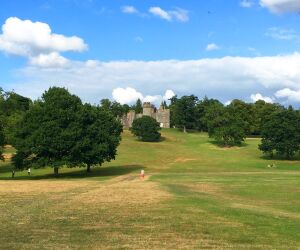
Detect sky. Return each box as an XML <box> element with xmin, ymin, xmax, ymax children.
<box><xmin>1</xmin><ymin>0</ymin><xmax>300</xmax><ymax>106</ymax></box>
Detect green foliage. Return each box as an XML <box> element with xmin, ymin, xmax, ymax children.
<box><xmin>100</xmin><ymin>99</ymin><xmax>129</xmax><ymax>117</ymax></box>
<box><xmin>132</xmin><ymin>99</ymin><xmax>143</xmax><ymax>114</ymax></box>
<box><xmin>130</xmin><ymin>116</ymin><xmax>161</xmax><ymax>142</ymax></box>
<box><xmin>259</xmin><ymin>107</ymin><xmax>300</xmax><ymax>159</ymax></box>
<box><xmin>196</xmin><ymin>97</ymin><xmax>223</xmax><ymax>132</ymax></box>
<box><xmin>170</xmin><ymin>95</ymin><xmax>198</xmax><ymax>132</ymax></box>
<box><xmin>0</xmin><ymin>119</ymin><xmax>4</xmax><ymax>160</ymax></box>
<box><xmin>12</xmin><ymin>87</ymin><xmax>123</xmax><ymax>174</ymax></box>
<box><xmin>207</xmin><ymin>105</ymin><xmax>248</xmax><ymax>146</ymax></box>
<box><xmin>0</xmin><ymin>88</ymin><xmax>32</xmax><ymax>144</ymax></box>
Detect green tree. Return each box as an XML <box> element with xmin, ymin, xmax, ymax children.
<box><xmin>207</xmin><ymin>105</ymin><xmax>248</xmax><ymax>146</ymax></box>
<box><xmin>132</xmin><ymin>99</ymin><xmax>143</xmax><ymax>114</ymax></box>
<box><xmin>0</xmin><ymin>119</ymin><xmax>4</xmax><ymax>160</ymax></box>
<box><xmin>73</xmin><ymin>104</ymin><xmax>123</xmax><ymax>172</ymax></box>
<box><xmin>259</xmin><ymin>107</ymin><xmax>300</xmax><ymax>159</ymax></box>
<box><xmin>100</xmin><ymin>99</ymin><xmax>129</xmax><ymax>118</ymax></box>
<box><xmin>252</xmin><ymin>100</ymin><xmax>283</xmax><ymax>135</ymax></box>
<box><xmin>130</xmin><ymin>116</ymin><xmax>161</xmax><ymax>142</ymax></box>
<box><xmin>196</xmin><ymin>97</ymin><xmax>223</xmax><ymax>132</ymax></box>
<box><xmin>12</xmin><ymin>87</ymin><xmax>123</xmax><ymax>175</ymax></box>
<box><xmin>228</xmin><ymin>99</ymin><xmax>254</xmax><ymax>135</ymax></box>
<box><xmin>170</xmin><ymin>95</ymin><xmax>198</xmax><ymax>132</ymax></box>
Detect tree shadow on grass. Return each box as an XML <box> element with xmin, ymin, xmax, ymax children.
<box><xmin>260</xmin><ymin>154</ymin><xmax>300</xmax><ymax>161</ymax></box>
<box><xmin>209</xmin><ymin>140</ymin><xmax>248</xmax><ymax>148</ymax></box>
<box><xmin>0</xmin><ymin>164</ymin><xmax>145</xmax><ymax>180</ymax></box>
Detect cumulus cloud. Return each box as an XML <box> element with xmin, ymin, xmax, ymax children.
<box><xmin>240</xmin><ymin>0</ymin><xmax>254</xmax><ymax>8</ymax></box>
<box><xmin>112</xmin><ymin>87</ymin><xmax>143</xmax><ymax>104</ymax></box>
<box><xmin>250</xmin><ymin>93</ymin><xmax>274</xmax><ymax>103</ymax></box>
<box><xmin>275</xmin><ymin>88</ymin><xmax>300</xmax><ymax>102</ymax></box>
<box><xmin>163</xmin><ymin>90</ymin><xmax>176</xmax><ymax>100</ymax></box>
<box><xmin>121</xmin><ymin>6</ymin><xmax>138</xmax><ymax>14</ymax></box>
<box><xmin>260</xmin><ymin>0</ymin><xmax>300</xmax><ymax>13</ymax></box>
<box><xmin>0</xmin><ymin>17</ymin><xmax>87</xmax><ymax>57</ymax></box>
<box><xmin>112</xmin><ymin>88</ymin><xmax>175</xmax><ymax>105</ymax></box>
<box><xmin>29</xmin><ymin>52</ymin><xmax>69</xmax><ymax>67</ymax></box>
<box><xmin>206</xmin><ymin>43</ymin><xmax>220</xmax><ymax>51</ymax></box>
<box><xmin>149</xmin><ymin>7</ymin><xmax>189</xmax><ymax>22</ymax></box>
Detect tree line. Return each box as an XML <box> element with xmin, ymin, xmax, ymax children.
<box><xmin>169</xmin><ymin>95</ymin><xmax>300</xmax><ymax>159</ymax></box>
<box><xmin>1</xmin><ymin>87</ymin><xmax>300</xmax><ymax>174</ymax></box>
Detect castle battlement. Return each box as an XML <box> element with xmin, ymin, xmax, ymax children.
<box><xmin>122</xmin><ymin>102</ymin><xmax>170</xmax><ymax>128</ymax></box>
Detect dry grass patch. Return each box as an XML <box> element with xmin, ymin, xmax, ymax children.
<box><xmin>71</xmin><ymin>174</ymin><xmax>172</xmax><ymax>205</ymax></box>
<box><xmin>0</xmin><ymin>180</ymin><xmax>89</xmax><ymax>194</ymax></box>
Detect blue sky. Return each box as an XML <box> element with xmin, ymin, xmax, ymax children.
<box><xmin>1</xmin><ymin>0</ymin><xmax>300</xmax><ymax>105</ymax></box>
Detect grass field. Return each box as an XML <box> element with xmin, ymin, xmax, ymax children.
<box><xmin>0</xmin><ymin>129</ymin><xmax>299</xmax><ymax>249</ymax></box>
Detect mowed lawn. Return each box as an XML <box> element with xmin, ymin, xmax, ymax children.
<box><xmin>0</xmin><ymin>129</ymin><xmax>299</xmax><ymax>249</ymax></box>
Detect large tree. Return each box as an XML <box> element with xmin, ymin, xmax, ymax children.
<box><xmin>206</xmin><ymin>104</ymin><xmax>248</xmax><ymax>146</ymax></box>
<box><xmin>72</xmin><ymin>104</ymin><xmax>123</xmax><ymax>172</ymax></box>
<box><xmin>170</xmin><ymin>95</ymin><xmax>198</xmax><ymax>132</ymax></box>
<box><xmin>12</xmin><ymin>87</ymin><xmax>122</xmax><ymax>175</ymax></box>
<box><xmin>259</xmin><ymin>107</ymin><xmax>300</xmax><ymax>159</ymax></box>
<box><xmin>130</xmin><ymin>116</ymin><xmax>161</xmax><ymax>142</ymax></box>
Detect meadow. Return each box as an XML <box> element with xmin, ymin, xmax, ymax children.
<box><xmin>0</xmin><ymin>129</ymin><xmax>299</xmax><ymax>249</ymax></box>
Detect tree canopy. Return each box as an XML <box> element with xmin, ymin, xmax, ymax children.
<box><xmin>130</xmin><ymin>116</ymin><xmax>161</xmax><ymax>142</ymax></box>
<box><xmin>12</xmin><ymin>87</ymin><xmax>123</xmax><ymax>175</ymax></box>
<box><xmin>259</xmin><ymin>107</ymin><xmax>300</xmax><ymax>159</ymax></box>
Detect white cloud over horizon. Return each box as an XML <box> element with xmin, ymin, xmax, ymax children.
<box><xmin>6</xmin><ymin>52</ymin><xmax>300</xmax><ymax>106</ymax></box>
<box><xmin>112</xmin><ymin>87</ymin><xmax>175</xmax><ymax>105</ymax></box>
<box><xmin>275</xmin><ymin>88</ymin><xmax>300</xmax><ymax>102</ymax></box>
<box><xmin>260</xmin><ymin>0</ymin><xmax>300</xmax><ymax>13</ymax></box>
<box><xmin>250</xmin><ymin>93</ymin><xmax>274</xmax><ymax>103</ymax></box>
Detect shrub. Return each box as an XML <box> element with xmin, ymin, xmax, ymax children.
<box><xmin>130</xmin><ymin>116</ymin><xmax>161</xmax><ymax>142</ymax></box>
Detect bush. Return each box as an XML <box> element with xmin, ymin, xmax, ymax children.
<box><xmin>130</xmin><ymin>116</ymin><xmax>161</xmax><ymax>142</ymax></box>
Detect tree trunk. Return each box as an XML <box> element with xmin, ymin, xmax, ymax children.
<box><xmin>87</xmin><ymin>165</ymin><xmax>91</xmax><ymax>173</ymax></box>
<box><xmin>54</xmin><ymin>167</ymin><xmax>59</xmax><ymax>177</ymax></box>
<box><xmin>183</xmin><ymin>126</ymin><xmax>187</xmax><ymax>133</ymax></box>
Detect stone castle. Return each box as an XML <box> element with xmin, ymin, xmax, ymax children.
<box><xmin>122</xmin><ymin>102</ymin><xmax>170</xmax><ymax>128</ymax></box>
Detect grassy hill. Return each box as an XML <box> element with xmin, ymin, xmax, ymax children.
<box><xmin>0</xmin><ymin>129</ymin><xmax>299</xmax><ymax>249</ymax></box>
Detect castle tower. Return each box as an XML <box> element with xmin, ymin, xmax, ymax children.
<box><xmin>143</xmin><ymin>102</ymin><xmax>156</xmax><ymax>118</ymax></box>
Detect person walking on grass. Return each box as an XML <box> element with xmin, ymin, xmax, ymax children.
<box><xmin>11</xmin><ymin>169</ymin><xmax>15</xmax><ymax>178</ymax></box>
<box><xmin>27</xmin><ymin>168</ymin><xmax>31</xmax><ymax>176</ymax></box>
<box><xmin>140</xmin><ymin>169</ymin><xmax>145</xmax><ymax>180</ymax></box>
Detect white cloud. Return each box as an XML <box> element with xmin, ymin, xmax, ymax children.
<box><xmin>0</xmin><ymin>17</ymin><xmax>87</xmax><ymax>57</ymax></box>
<box><xmin>206</xmin><ymin>43</ymin><xmax>220</xmax><ymax>51</ymax></box>
<box><xmin>266</xmin><ymin>27</ymin><xmax>300</xmax><ymax>41</ymax></box>
<box><xmin>29</xmin><ymin>52</ymin><xmax>69</xmax><ymax>67</ymax></box>
<box><xmin>149</xmin><ymin>7</ymin><xmax>172</xmax><ymax>21</ymax></box>
<box><xmin>6</xmin><ymin>53</ymin><xmax>300</xmax><ymax>104</ymax></box>
<box><xmin>240</xmin><ymin>0</ymin><xmax>254</xmax><ymax>8</ymax></box>
<box><xmin>112</xmin><ymin>87</ymin><xmax>175</xmax><ymax>105</ymax></box>
<box><xmin>163</xmin><ymin>90</ymin><xmax>176</xmax><ymax>100</ymax></box>
<box><xmin>169</xmin><ymin>8</ymin><xmax>189</xmax><ymax>22</ymax></box>
<box><xmin>149</xmin><ymin>7</ymin><xmax>189</xmax><ymax>22</ymax></box>
<box><xmin>250</xmin><ymin>93</ymin><xmax>274</xmax><ymax>103</ymax></box>
<box><xmin>275</xmin><ymin>88</ymin><xmax>300</xmax><ymax>102</ymax></box>
<box><xmin>112</xmin><ymin>87</ymin><xmax>143</xmax><ymax>104</ymax></box>
<box><xmin>121</xmin><ymin>6</ymin><xmax>138</xmax><ymax>14</ymax></box>
<box><xmin>260</xmin><ymin>0</ymin><xmax>300</xmax><ymax>13</ymax></box>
